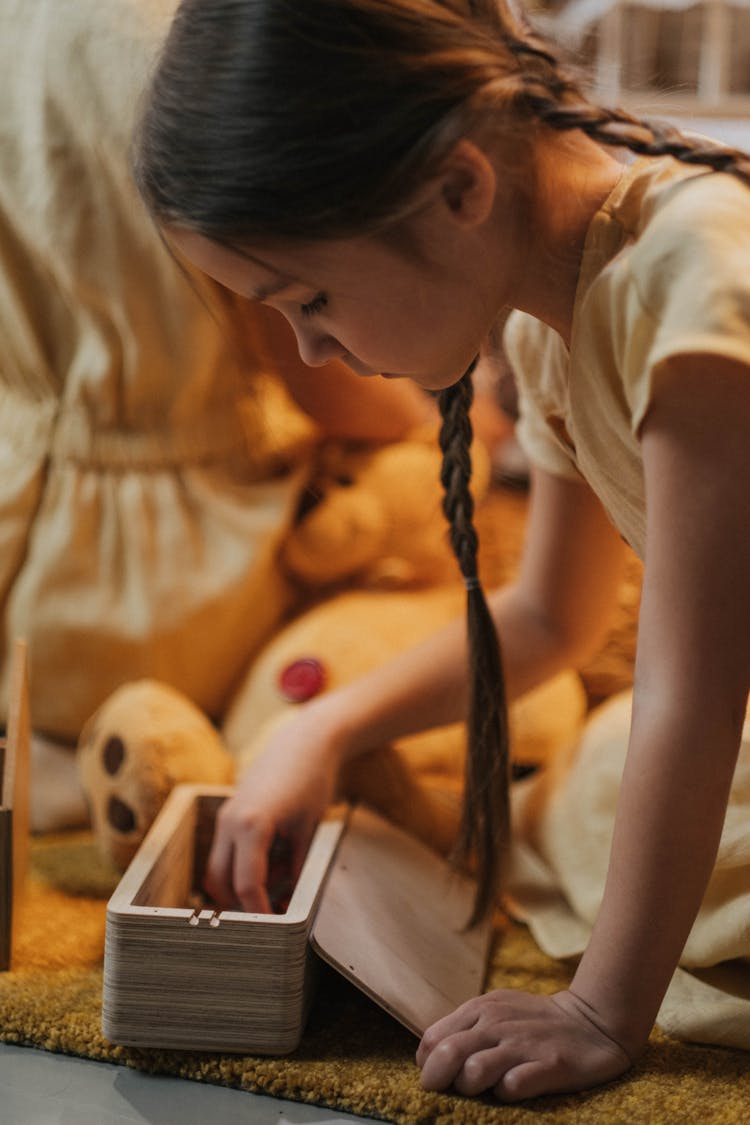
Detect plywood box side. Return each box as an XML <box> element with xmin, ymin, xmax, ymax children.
<box><xmin>6</xmin><ymin>641</ymin><xmax>30</xmax><ymax>890</ymax></box>
<box><xmin>102</xmin><ymin>1000</ymin><xmax>310</xmax><ymax>1055</ymax></box>
<box><xmin>102</xmin><ymin>908</ymin><xmax>318</xmax><ymax>1054</ymax></box>
<box><xmin>0</xmin><ymin>742</ymin><xmax>6</xmax><ymax>808</ymax></box>
<box><xmin>108</xmin><ymin>784</ymin><xmax>203</xmax><ymax>912</ymax></box>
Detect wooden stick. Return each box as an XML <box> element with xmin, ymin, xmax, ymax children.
<box><xmin>1</xmin><ymin>639</ymin><xmax>31</xmax><ymax>971</ymax></box>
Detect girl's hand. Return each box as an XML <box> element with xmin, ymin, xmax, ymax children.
<box><xmin>204</xmin><ymin>707</ymin><xmax>343</xmax><ymax>913</ymax></box>
<box><xmin>416</xmin><ymin>988</ymin><xmax>633</xmax><ymax>1102</ymax></box>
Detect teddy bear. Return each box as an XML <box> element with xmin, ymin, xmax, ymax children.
<box><xmin>77</xmin><ymin>435</ymin><xmax>587</xmax><ymax>873</ymax></box>
<box><xmin>278</xmin><ymin>434</ymin><xmax>490</xmax><ymax>592</ymax></box>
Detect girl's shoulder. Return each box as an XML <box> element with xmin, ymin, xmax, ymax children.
<box><xmin>625</xmin><ymin>157</ymin><xmax>750</xmax><ymax>276</ymax></box>
<box><xmin>597</xmin><ymin>156</ymin><xmax>750</xmax><ymax>327</ymax></box>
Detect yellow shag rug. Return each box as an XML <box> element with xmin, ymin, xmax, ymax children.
<box><xmin>2</xmin><ymin>487</ymin><xmax>749</xmax><ymax>1121</ymax></box>
<box><xmin>1</xmin><ymin>829</ymin><xmax>750</xmax><ymax>1124</ymax></box>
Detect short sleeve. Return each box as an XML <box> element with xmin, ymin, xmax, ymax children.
<box><xmin>610</xmin><ymin>173</ymin><xmax>750</xmax><ymax>435</ymax></box>
<box><xmin>503</xmin><ymin>311</ymin><xmax>582</xmax><ymax>482</ymax></box>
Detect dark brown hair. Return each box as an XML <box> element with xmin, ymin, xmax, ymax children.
<box><xmin>134</xmin><ymin>0</ymin><xmax>750</xmax><ymax>923</ymax></box>
<box><xmin>438</xmin><ymin>365</ymin><xmax>509</xmax><ymax>923</ymax></box>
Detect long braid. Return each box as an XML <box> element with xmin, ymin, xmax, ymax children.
<box><xmin>454</xmin><ymin>1</ymin><xmax>750</xmax><ymax>185</ymax></box>
<box><xmin>496</xmin><ymin>11</ymin><xmax>750</xmax><ymax>184</ymax></box>
<box><xmin>438</xmin><ymin>366</ymin><xmax>510</xmax><ymax>925</ymax></box>
<box><xmin>520</xmin><ymin>84</ymin><xmax>750</xmax><ymax>183</ymax></box>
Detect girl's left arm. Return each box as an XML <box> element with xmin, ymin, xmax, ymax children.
<box><xmin>566</xmin><ymin>352</ymin><xmax>750</xmax><ymax>1059</ymax></box>
<box><xmin>417</xmin><ymin>353</ymin><xmax>750</xmax><ymax>1101</ymax></box>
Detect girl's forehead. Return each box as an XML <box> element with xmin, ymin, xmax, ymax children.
<box><xmin>166</xmin><ymin>224</ymin><xmax>401</xmax><ymax>296</ymax></box>
<box><xmin>166</xmin><ymin>226</ymin><xmax>296</xmax><ymax>297</ymax></box>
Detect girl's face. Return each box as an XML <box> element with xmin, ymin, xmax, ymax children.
<box><xmin>168</xmin><ymin>200</ymin><xmax>518</xmax><ymax>391</ymax></box>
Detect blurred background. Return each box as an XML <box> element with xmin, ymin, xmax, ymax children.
<box><xmin>530</xmin><ymin>0</ymin><xmax>750</xmax><ymax>147</ymax></box>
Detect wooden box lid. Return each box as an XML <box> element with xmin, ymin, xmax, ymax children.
<box><xmin>312</xmin><ymin>805</ymin><xmax>491</xmax><ymax>1037</ymax></box>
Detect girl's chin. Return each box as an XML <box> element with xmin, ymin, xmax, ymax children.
<box><xmin>411</xmin><ymin>371</ymin><xmax>469</xmax><ymax>392</ymax></box>
<box><xmin>374</xmin><ymin>367</ymin><xmax>468</xmax><ymax>390</ymax></box>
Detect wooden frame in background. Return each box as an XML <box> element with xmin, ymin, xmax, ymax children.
<box><xmin>0</xmin><ymin>640</ymin><xmax>30</xmax><ymax>971</ymax></box>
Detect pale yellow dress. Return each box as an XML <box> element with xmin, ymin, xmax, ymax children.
<box><xmin>505</xmin><ymin>155</ymin><xmax>750</xmax><ymax>1047</ymax></box>
<box><xmin>0</xmin><ymin>0</ymin><xmax>312</xmax><ymax>741</ymax></box>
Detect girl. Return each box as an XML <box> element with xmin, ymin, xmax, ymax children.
<box><xmin>132</xmin><ymin>0</ymin><xmax>750</xmax><ymax>1103</ymax></box>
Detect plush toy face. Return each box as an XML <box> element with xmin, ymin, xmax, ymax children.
<box><xmin>280</xmin><ymin>438</ymin><xmax>491</xmax><ymax>590</ymax></box>
<box><xmin>77</xmin><ymin>680</ymin><xmax>233</xmax><ymax>870</ymax></box>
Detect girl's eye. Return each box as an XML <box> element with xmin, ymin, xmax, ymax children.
<box><xmin>300</xmin><ymin>293</ymin><xmax>328</xmax><ymax>318</ymax></box>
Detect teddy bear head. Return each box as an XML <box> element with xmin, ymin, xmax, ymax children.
<box><xmin>280</xmin><ymin>435</ymin><xmax>490</xmax><ymax>591</ymax></box>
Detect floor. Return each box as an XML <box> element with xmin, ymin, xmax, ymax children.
<box><xmin>0</xmin><ymin>1043</ymin><xmax>382</xmax><ymax>1125</ymax></box>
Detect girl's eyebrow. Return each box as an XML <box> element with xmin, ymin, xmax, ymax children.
<box><xmin>253</xmin><ymin>278</ymin><xmax>294</xmax><ymax>301</ymax></box>
<box><xmin>227</xmin><ymin>245</ymin><xmax>298</xmax><ymax>299</ymax></box>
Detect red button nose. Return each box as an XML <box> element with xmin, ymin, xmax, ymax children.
<box><xmin>278</xmin><ymin>657</ymin><xmax>327</xmax><ymax>703</ymax></box>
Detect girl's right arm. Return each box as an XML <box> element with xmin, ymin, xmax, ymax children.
<box><xmin>205</xmin><ymin>468</ymin><xmax>626</xmax><ymax>912</ymax></box>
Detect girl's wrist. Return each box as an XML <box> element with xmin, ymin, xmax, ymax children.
<box><xmin>302</xmin><ymin>686</ymin><xmax>371</xmax><ymax>770</ymax></box>
<box><xmin>565</xmin><ymin>969</ymin><xmax>656</xmax><ymax>1061</ymax></box>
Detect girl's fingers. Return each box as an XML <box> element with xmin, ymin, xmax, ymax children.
<box><xmin>416</xmin><ymin>1000</ymin><xmax>480</xmax><ymax>1066</ymax></box>
<box><xmin>203</xmin><ymin>824</ymin><xmax>237</xmax><ymax>908</ymax></box>
<box><xmin>496</xmin><ymin>1060</ymin><xmax>556</xmax><ymax>1103</ymax></box>
<box><xmin>203</xmin><ymin>802</ymin><xmax>274</xmax><ymax>913</ymax></box>
<box><xmin>452</xmin><ymin>1045</ymin><xmax>522</xmax><ymax>1097</ymax></box>
<box><xmin>232</xmin><ymin>822</ymin><xmax>273</xmax><ymax>913</ymax></box>
<box><xmin>417</xmin><ymin>989</ymin><xmax>634</xmax><ymax>1101</ymax></box>
<box><xmin>450</xmin><ymin>1044</ymin><xmax>584</xmax><ymax>1101</ymax></box>
<box><xmin>419</xmin><ymin>1027</ymin><xmax>491</xmax><ymax>1092</ymax></box>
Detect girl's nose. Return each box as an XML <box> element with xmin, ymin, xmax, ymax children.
<box><xmin>292</xmin><ymin>322</ymin><xmax>346</xmax><ymax>367</ymax></box>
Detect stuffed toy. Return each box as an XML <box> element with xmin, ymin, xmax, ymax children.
<box><xmin>278</xmin><ymin>434</ymin><xmax>491</xmax><ymax>591</ymax></box>
<box><xmin>77</xmin><ymin>680</ymin><xmax>234</xmax><ymax>870</ymax></box>
<box><xmin>77</xmin><ymin>436</ymin><xmax>587</xmax><ymax>872</ymax></box>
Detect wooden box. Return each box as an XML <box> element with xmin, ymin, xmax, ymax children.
<box><xmin>103</xmin><ymin>785</ymin><xmax>491</xmax><ymax>1055</ymax></box>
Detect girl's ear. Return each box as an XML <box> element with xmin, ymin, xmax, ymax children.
<box><xmin>438</xmin><ymin>139</ymin><xmax>497</xmax><ymax>228</ymax></box>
